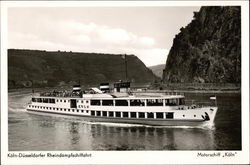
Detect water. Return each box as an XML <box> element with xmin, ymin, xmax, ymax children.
<box><xmin>8</xmin><ymin>90</ymin><xmax>241</xmax><ymax>150</ymax></box>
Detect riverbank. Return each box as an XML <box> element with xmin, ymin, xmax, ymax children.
<box><xmin>149</xmin><ymin>83</ymin><xmax>241</xmax><ymax>93</ymax></box>
<box><xmin>8</xmin><ymin>85</ymin><xmax>241</xmax><ymax>94</ymax></box>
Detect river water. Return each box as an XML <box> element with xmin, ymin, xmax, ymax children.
<box><xmin>8</xmin><ymin>90</ymin><xmax>241</xmax><ymax>150</ymax></box>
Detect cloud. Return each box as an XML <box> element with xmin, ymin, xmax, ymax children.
<box><xmin>8</xmin><ymin>20</ymin><xmax>167</xmax><ymax>66</ymax></box>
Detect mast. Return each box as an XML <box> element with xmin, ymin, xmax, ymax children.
<box><xmin>124</xmin><ymin>54</ymin><xmax>128</xmax><ymax>81</ymax></box>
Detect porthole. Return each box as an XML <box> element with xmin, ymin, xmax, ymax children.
<box><xmin>183</xmin><ymin>115</ymin><xmax>185</xmax><ymax>117</ymax></box>
<box><xmin>194</xmin><ymin>115</ymin><xmax>196</xmax><ymax>117</ymax></box>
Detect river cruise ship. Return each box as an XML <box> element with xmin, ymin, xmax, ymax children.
<box><xmin>26</xmin><ymin>81</ymin><xmax>218</xmax><ymax>127</ymax></box>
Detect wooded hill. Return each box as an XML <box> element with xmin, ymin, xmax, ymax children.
<box><xmin>8</xmin><ymin>49</ymin><xmax>157</xmax><ymax>88</ymax></box>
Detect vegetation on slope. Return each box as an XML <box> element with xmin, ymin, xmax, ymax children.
<box><xmin>8</xmin><ymin>49</ymin><xmax>157</xmax><ymax>88</ymax></box>
<box><xmin>163</xmin><ymin>6</ymin><xmax>241</xmax><ymax>84</ymax></box>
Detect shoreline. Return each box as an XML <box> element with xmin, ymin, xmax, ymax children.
<box><xmin>8</xmin><ymin>87</ymin><xmax>241</xmax><ymax>94</ymax></box>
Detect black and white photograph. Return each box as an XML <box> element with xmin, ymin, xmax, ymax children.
<box><xmin>1</xmin><ymin>1</ymin><xmax>249</xmax><ymax>164</ymax></box>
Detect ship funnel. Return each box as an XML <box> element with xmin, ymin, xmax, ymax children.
<box><xmin>100</xmin><ymin>83</ymin><xmax>109</xmax><ymax>93</ymax></box>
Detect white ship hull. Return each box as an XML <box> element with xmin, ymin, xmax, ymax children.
<box><xmin>26</xmin><ymin>101</ymin><xmax>217</xmax><ymax>127</ymax></box>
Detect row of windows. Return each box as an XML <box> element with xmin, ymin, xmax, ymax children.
<box><xmin>28</xmin><ymin>105</ymin><xmax>196</xmax><ymax>118</ymax></box>
<box><xmin>32</xmin><ymin>98</ymin><xmax>55</xmax><ymax>103</ymax></box>
<box><xmin>90</xmin><ymin>98</ymin><xmax>185</xmax><ymax>106</ymax></box>
<box><xmin>90</xmin><ymin>111</ymin><xmax>174</xmax><ymax>119</ymax></box>
<box><xmin>28</xmin><ymin>105</ymin><xmax>89</xmax><ymax>113</ymax></box>
<box><xmin>32</xmin><ymin>98</ymin><xmax>89</xmax><ymax>104</ymax></box>
<box><xmin>32</xmin><ymin>98</ymin><xmax>185</xmax><ymax>107</ymax></box>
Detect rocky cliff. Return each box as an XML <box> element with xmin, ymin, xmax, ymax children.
<box><xmin>163</xmin><ymin>6</ymin><xmax>241</xmax><ymax>83</ymax></box>
<box><xmin>8</xmin><ymin>49</ymin><xmax>157</xmax><ymax>88</ymax></box>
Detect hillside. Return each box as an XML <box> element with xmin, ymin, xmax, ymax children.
<box><xmin>8</xmin><ymin>49</ymin><xmax>157</xmax><ymax>88</ymax></box>
<box><xmin>163</xmin><ymin>6</ymin><xmax>241</xmax><ymax>84</ymax></box>
<box><xmin>148</xmin><ymin>64</ymin><xmax>165</xmax><ymax>79</ymax></box>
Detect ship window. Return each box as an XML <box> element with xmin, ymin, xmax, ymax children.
<box><xmin>43</xmin><ymin>98</ymin><xmax>49</xmax><ymax>103</ymax></box>
<box><xmin>64</xmin><ymin>100</ymin><xmax>66</xmax><ymax>103</ymax></box>
<box><xmin>81</xmin><ymin>110</ymin><xmax>84</xmax><ymax>113</ymax></box>
<box><xmin>166</xmin><ymin>113</ymin><xmax>174</xmax><ymax>119</ymax></box>
<box><xmin>49</xmin><ymin>107</ymin><xmax>51</xmax><ymax>110</ymax></box>
<box><xmin>86</xmin><ymin>100</ymin><xmax>89</xmax><ymax>103</ymax></box>
<box><xmin>60</xmin><ymin>100</ymin><xmax>62</xmax><ymax>102</ymax></box>
<box><xmin>37</xmin><ymin>98</ymin><xmax>42</xmax><ymax>103</ymax></box>
<box><xmin>139</xmin><ymin>112</ymin><xmax>145</xmax><ymax>118</ymax></box>
<box><xmin>165</xmin><ymin>99</ymin><xmax>177</xmax><ymax>106</ymax></box>
<box><xmin>96</xmin><ymin>111</ymin><xmax>101</xmax><ymax>116</ymax></box>
<box><xmin>86</xmin><ymin>110</ymin><xmax>89</xmax><ymax>113</ymax></box>
<box><xmin>130</xmin><ymin>112</ymin><xmax>136</xmax><ymax>118</ymax></box>
<box><xmin>194</xmin><ymin>115</ymin><xmax>196</xmax><ymax>117</ymax></box>
<box><xmin>77</xmin><ymin>110</ymin><xmax>79</xmax><ymax>112</ymax></box>
<box><xmin>32</xmin><ymin>98</ymin><xmax>36</xmax><ymax>102</ymax></box>
<box><xmin>68</xmin><ymin>109</ymin><xmax>70</xmax><ymax>112</ymax></box>
<box><xmin>147</xmin><ymin>112</ymin><xmax>154</xmax><ymax>118</ymax></box>
<box><xmin>49</xmin><ymin>99</ymin><xmax>55</xmax><ymax>103</ymax></box>
<box><xmin>102</xmin><ymin>111</ymin><xmax>107</xmax><ymax>117</ymax></box>
<box><xmin>179</xmin><ymin>98</ymin><xmax>185</xmax><ymax>105</ymax></box>
<box><xmin>91</xmin><ymin>111</ymin><xmax>95</xmax><ymax>116</ymax></box>
<box><xmin>53</xmin><ymin>108</ymin><xmax>55</xmax><ymax>110</ymax></box>
<box><xmin>81</xmin><ymin>100</ymin><xmax>84</xmax><ymax>103</ymax></box>
<box><xmin>91</xmin><ymin>100</ymin><xmax>101</xmax><ymax>106</ymax></box>
<box><xmin>102</xmin><ymin>100</ymin><xmax>114</xmax><ymax>106</ymax></box>
<box><xmin>72</xmin><ymin>109</ymin><xmax>75</xmax><ymax>112</ymax></box>
<box><xmin>115</xmin><ymin>112</ymin><xmax>121</xmax><ymax>117</ymax></box>
<box><xmin>147</xmin><ymin>99</ymin><xmax>163</xmax><ymax>106</ymax></box>
<box><xmin>183</xmin><ymin>115</ymin><xmax>185</xmax><ymax>117</ymax></box>
<box><xmin>109</xmin><ymin>111</ymin><xmax>114</xmax><ymax>117</ymax></box>
<box><xmin>64</xmin><ymin>109</ymin><xmax>66</xmax><ymax>111</ymax></box>
<box><xmin>156</xmin><ymin>112</ymin><xmax>163</xmax><ymax>119</ymax></box>
<box><xmin>115</xmin><ymin>100</ymin><xmax>128</xmax><ymax>106</ymax></box>
<box><xmin>130</xmin><ymin>99</ymin><xmax>145</xmax><ymax>106</ymax></box>
<box><xmin>123</xmin><ymin>112</ymin><xmax>128</xmax><ymax>118</ymax></box>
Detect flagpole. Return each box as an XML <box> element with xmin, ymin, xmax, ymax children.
<box><xmin>215</xmin><ymin>95</ymin><xmax>217</xmax><ymax>107</ymax></box>
<box><xmin>124</xmin><ymin>54</ymin><xmax>127</xmax><ymax>81</ymax></box>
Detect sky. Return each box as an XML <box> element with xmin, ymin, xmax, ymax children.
<box><xmin>8</xmin><ymin>6</ymin><xmax>200</xmax><ymax>67</ymax></box>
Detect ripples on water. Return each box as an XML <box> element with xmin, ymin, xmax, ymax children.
<box><xmin>8</xmin><ymin>90</ymin><xmax>241</xmax><ymax>151</ymax></box>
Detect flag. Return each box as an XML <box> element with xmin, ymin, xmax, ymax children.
<box><xmin>210</xmin><ymin>96</ymin><xmax>216</xmax><ymax>100</ymax></box>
